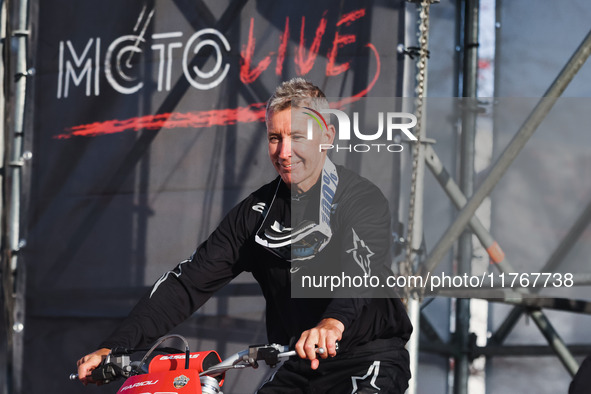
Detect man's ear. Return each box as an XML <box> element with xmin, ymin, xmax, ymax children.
<box><xmin>323</xmin><ymin>124</ymin><xmax>336</xmax><ymax>145</ymax></box>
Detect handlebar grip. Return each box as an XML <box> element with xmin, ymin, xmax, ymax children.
<box><xmin>70</xmin><ymin>363</ymin><xmax>124</xmax><ymax>384</ymax></box>
<box><xmin>90</xmin><ymin>364</ymin><xmax>118</xmax><ymax>382</ymax></box>
<box><xmin>68</xmin><ymin>365</ymin><xmax>117</xmax><ymax>383</ymax></box>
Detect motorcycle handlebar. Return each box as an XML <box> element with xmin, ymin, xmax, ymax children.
<box><xmin>200</xmin><ymin>343</ymin><xmax>336</xmax><ymax>377</ymax></box>
<box><xmin>71</xmin><ymin>338</ymin><xmax>338</xmax><ymax>383</ymax></box>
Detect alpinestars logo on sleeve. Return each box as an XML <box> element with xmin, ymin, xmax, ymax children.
<box><xmin>346</xmin><ymin>228</ymin><xmax>374</xmax><ymax>276</ymax></box>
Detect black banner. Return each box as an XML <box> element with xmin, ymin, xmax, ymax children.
<box><xmin>22</xmin><ymin>1</ymin><xmax>405</xmax><ymax>392</ymax></box>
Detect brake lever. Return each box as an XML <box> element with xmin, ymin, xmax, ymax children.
<box><xmin>247</xmin><ymin>344</ymin><xmax>290</xmax><ymax>368</ymax></box>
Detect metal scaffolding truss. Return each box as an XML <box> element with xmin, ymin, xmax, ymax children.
<box><xmin>403</xmin><ymin>1</ymin><xmax>591</xmax><ymax>393</ymax></box>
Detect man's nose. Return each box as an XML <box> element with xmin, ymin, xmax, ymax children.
<box><xmin>278</xmin><ymin>137</ymin><xmax>291</xmax><ymax>158</ymax></box>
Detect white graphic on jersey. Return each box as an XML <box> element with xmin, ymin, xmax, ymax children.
<box><xmin>289</xmin><ymin>266</ymin><xmax>302</xmax><ymax>274</ymax></box>
<box><xmin>350</xmin><ymin>361</ymin><xmax>381</xmax><ymax>393</ymax></box>
<box><xmin>252</xmin><ymin>202</ymin><xmax>266</xmax><ymax>214</ymax></box>
<box><xmin>150</xmin><ymin>258</ymin><xmax>190</xmax><ymax>298</ymax></box>
<box><xmin>346</xmin><ymin>228</ymin><xmax>374</xmax><ymax>277</ymax></box>
<box><xmin>270</xmin><ymin>220</ymin><xmax>292</xmax><ymax>233</ymax></box>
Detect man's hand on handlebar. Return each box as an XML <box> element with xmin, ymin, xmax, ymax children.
<box><xmin>76</xmin><ymin>348</ymin><xmax>111</xmax><ymax>385</ymax></box>
<box><xmin>295</xmin><ymin>318</ymin><xmax>344</xmax><ymax>370</ymax></box>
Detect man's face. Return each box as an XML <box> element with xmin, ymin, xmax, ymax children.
<box><xmin>267</xmin><ymin>107</ymin><xmax>334</xmax><ymax>194</ymax></box>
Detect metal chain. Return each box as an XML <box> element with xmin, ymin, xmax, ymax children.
<box><xmin>400</xmin><ymin>0</ymin><xmax>431</xmax><ymax>299</ymax></box>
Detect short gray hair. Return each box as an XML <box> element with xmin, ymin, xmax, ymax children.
<box><xmin>266</xmin><ymin>78</ymin><xmax>329</xmax><ymax>122</ymax></box>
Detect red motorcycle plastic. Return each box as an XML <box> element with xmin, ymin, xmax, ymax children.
<box><xmin>71</xmin><ymin>334</ymin><xmax>298</xmax><ymax>394</ymax></box>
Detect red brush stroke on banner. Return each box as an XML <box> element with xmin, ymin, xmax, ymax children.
<box><xmin>295</xmin><ymin>12</ymin><xmax>328</xmax><ymax>76</ymax></box>
<box><xmin>275</xmin><ymin>17</ymin><xmax>290</xmax><ymax>75</ymax></box>
<box><xmin>54</xmin><ymin>103</ymin><xmax>267</xmax><ymax>139</ymax></box>
<box><xmin>54</xmin><ymin>43</ymin><xmax>380</xmax><ymax>140</ymax></box>
<box><xmin>336</xmin><ymin>9</ymin><xmax>365</xmax><ymax>27</ymax></box>
<box><xmin>332</xmin><ymin>43</ymin><xmax>380</xmax><ymax>107</ymax></box>
<box><xmin>240</xmin><ymin>18</ymin><xmax>273</xmax><ymax>84</ymax></box>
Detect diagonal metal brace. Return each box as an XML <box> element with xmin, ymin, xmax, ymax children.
<box><xmin>423</xmin><ymin>142</ymin><xmax>580</xmax><ymax>375</ymax></box>
<box><xmin>421</xmin><ymin>27</ymin><xmax>591</xmax><ymax>277</ymax></box>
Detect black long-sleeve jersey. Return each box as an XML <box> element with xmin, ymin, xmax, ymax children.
<box><xmin>100</xmin><ymin>163</ymin><xmax>412</xmax><ymax>352</ymax></box>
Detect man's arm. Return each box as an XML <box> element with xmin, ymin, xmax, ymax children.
<box><xmin>100</xmin><ymin>192</ymin><xmax>262</xmax><ymax>350</ymax></box>
<box><xmin>296</xmin><ymin>178</ymin><xmax>392</xmax><ymax>368</ymax></box>
<box><xmin>76</xmin><ymin>190</ymin><xmax>263</xmax><ymax>383</ymax></box>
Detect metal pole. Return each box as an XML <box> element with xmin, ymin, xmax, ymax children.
<box><xmin>424</xmin><ymin>145</ymin><xmax>505</xmax><ymax>267</ymax></box>
<box><xmin>529</xmin><ymin>310</ymin><xmax>579</xmax><ymax>376</ymax></box>
<box><xmin>407</xmin><ymin>297</ymin><xmax>421</xmax><ymax>394</ymax></box>
<box><xmin>0</xmin><ymin>1</ymin><xmax>7</xmax><ymax>394</ymax></box>
<box><xmin>474</xmin><ymin>344</ymin><xmax>591</xmax><ymax>357</ymax></box>
<box><xmin>423</xmin><ymin>27</ymin><xmax>591</xmax><ymax>276</ymax></box>
<box><xmin>6</xmin><ymin>0</ymin><xmax>31</xmax><ymax>392</ymax></box>
<box><xmin>454</xmin><ymin>1</ymin><xmax>479</xmax><ymax>392</ymax></box>
<box><xmin>539</xmin><ymin>198</ymin><xmax>591</xmax><ymax>274</ymax></box>
<box><xmin>489</xmin><ymin>307</ymin><xmax>523</xmax><ymax>345</ymax></box>
<box><xmin>405</xmin><ymin>1</ymin><xmax>434</xmax><ymax>392</ymax></box>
